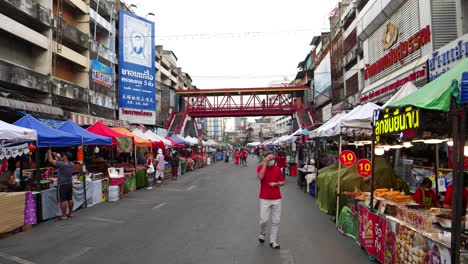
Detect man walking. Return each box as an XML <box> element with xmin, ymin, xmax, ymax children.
<box><xmin>241</xmin><ymin>148</ymin><xmax>248</xmax><ymax>166</ymax></box>
<box><xmin>48</xmin><ymin>150</ymin><xmax>74</xmax><ymax>220</ymax></box>
<box><xmin>155</xmin><ymin>149</ymin><xmax>165</xmax><ymax>186</ymax></box>
<box><xmin>257</xmin><ymin>151</ymin><xmax>285</xmax><ymax>249</ymax></box>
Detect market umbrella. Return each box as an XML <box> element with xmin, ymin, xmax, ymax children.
<box><xmin>142</xmin><ymin>130</ymin><xmax>172</xmax><ymax>146</ymax></box>
<box><xmin>14</xmin><ymin>114</ymin><xmax>82</xmax><ymax>147</ymax></box>
<box><xmin>58</xmin><ymin>120</ymin><xmax>112</xmax><ymax>146</ymax></box>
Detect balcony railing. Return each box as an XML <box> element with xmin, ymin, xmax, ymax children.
<box><xmin>90</xmin><ymin>41</ymin><xmax>117</xmax><ymax>64</ymax></box>
<box><xmin>55</xmin><ymin>16</ymin><xmax>89</xmax><ymax>50</ymax></box>
<box><xmin>2</xmin><ymin>0</ymin><xmax>51</xmax><ymax>27</ymax></box>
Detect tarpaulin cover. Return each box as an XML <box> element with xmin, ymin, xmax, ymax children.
<box><xmin>14</xmin><ymin>114</ymin><xmax>82</xmax><ymax>147</ymax></box>
<box><xmin>58</xmin><ymin>120</ymin><xmax>112</xmax><ymax>146</ymax></box>
<box><xmin>86</xmin><ymin>121</ymin><xmax>131</xmax><ymax>145</ymax></box>
<box><xmin>316</xmin><ymin>157</ymin><xmax>408</xmax><ymax>216</ymax></box>
<box><xmin>132</xmin><ymin>129</ymin><xmax>165</xmax><ymax>150</ymax></box>
<box><xmin>391</xmin><ymin>58</ymin><xmax>468</xmax><ymax>111</ymax></box>
<box><xmin>112</xmin><ymin>127</ymin><xmax>151</xmax><ymax>147</ymax></box>
<box><xmin>0</xmin><ymin>120</ymin><xmax>37</xmax><ymax>145</ymax></box>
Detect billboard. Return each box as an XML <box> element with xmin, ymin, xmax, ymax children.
<box><xmin>91</xmin><ymin>60</ymin><xmax>113</xmax><ymax>89</ymax></box>
<box><xmin>118</xmin><ymin>10</ymin><xmax>156</xmax><ymax>125</ymax></box>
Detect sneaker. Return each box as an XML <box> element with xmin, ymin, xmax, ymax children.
<box><xmin>270</xmin><ymin>242</ymin><xmax>280</xmax><ymax>249</ymax></box>
<box><xmin>258</xmin><ymin>233</ymin><xmax>265</xmax><ymax>243</ymax></box>
<box><xmin>146</xmin><ymin>186</ymin><xmax>153</xmax><ymax>190</ymax></box>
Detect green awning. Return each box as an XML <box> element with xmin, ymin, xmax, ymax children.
<box><xmin>390</xmin><ymin>58</ymin><xmax>468</xmax><ymax>112</ymax></box>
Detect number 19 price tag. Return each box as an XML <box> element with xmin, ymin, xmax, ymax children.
<box><xmin>356</xmin><ymin>159</ymin><xmax>372</xmax><ymax>178</ymax></box>
<box><xmin>339</xmin><ymin>150</ymin><xmax>356</xmax><ymax>167</ymax></box>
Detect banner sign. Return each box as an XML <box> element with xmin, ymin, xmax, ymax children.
<box><xmin>91</xmin><ymin>60</ymin><xmax>113</xmax><ymax>89</ymax></box>
<box><xmin>0</xmin><ymin>143</ymin><xmax>29</xmax><ymax>159</ymax></box>
<box><xmin>118</xmin><ymin>9</ymin><xmax>156</xmax><ymax>125</ymax></box>
<box><xmin>358</xmin><ymin>204</ymin><xmax>387</xmax><ymax>263</ymax></box>
<box><xmin>374</xmin><ymin>107</ymin><xmax>420</xmax><ymax>142</ymax></box>
<box><xmin>428</xmin><ymin>33</ymin><xmax>468</xmax><ymax>82</ymax></box>
<box><xmin>356</xmin><ymin>159</ymin><xmax>372</xmax><ymax>178</ymax></box>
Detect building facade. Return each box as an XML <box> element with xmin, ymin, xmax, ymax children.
<box><xmin>205</xmin><ymin>117</ymin><xmax>225</xmax><ymax>142</ymax></box>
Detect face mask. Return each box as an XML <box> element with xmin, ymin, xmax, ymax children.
<box><xmin>424</xmin><ymin>188</ymin><xmax>431</xmax><ymax>192</ymax></box>
<box><xmin>268</xmin><ymin>160</ymin><xmax>275</xmax><ymax>167</ymax></box>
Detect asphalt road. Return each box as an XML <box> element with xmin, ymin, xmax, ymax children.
<box><xmin>0</xmin><ymin>157</ymin><xmax>370</xmax><ymax>264</ymax></box>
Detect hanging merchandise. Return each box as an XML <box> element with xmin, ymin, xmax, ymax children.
<box><xmin>0</xmin><ymin>143</ymin><xmax>30</xmax><ymax>159</ymax></box>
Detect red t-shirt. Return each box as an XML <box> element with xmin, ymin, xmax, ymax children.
<box><xmin>413</xmin><ymin>187</ymin><xmax>438</xmax><ymax>207</ymax></box>
<box><xmin>241</xmin><ymin>150</ymin><xmax>247</xmax><ymax>158</ymax></box>
<box><xmin>257</xmin><ymin>165</ymin><xmax>285</xmax><ymax>200</ymax></box>
<box><xmin>443</xmin><ymin>185</ymin><xmax>468</xmax><ymax>211</ymax></box>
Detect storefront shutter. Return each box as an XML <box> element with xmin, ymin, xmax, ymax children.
<box><xmin>430</xmin><ymin>0</ymin><xmax>458</xmax><ymax>50</ymax></box>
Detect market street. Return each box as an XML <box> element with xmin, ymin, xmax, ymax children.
<box><xmin>0</xmin><ymin>157</ymin><xmax>370</xmax><ymax>264</ymax></box>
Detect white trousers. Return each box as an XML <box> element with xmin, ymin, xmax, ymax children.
<box><xmin>259</xmin><ymin>199</ymin><xmax>281</xmax><ymax>243</ymax></box>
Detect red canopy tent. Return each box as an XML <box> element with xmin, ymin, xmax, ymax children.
<box><xmin>165</xmin><ymin>136</ymin><xmax>185</xmax><ymax>148</ymax></box>
<box><xmin>87</xmin><ymin>121</ymin><xmax>132</xmax><ymax>145</ymax></box>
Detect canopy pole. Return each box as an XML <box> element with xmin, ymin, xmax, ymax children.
<box><xmin>82</xmin><ymin>145</ymin><xmax>87</xmax><ymax>208</ymax></box>
<box><xmin>434</xmin><ymin>144</ymin><xmax>440</xmax><ymax>198</ymax></box>
<box><xmin>370</xmin><ymin>122</ymin><xmax>376</xmax><ymax>212</ymax></box>
<box><xmin>35</xmin><ymin>147</ymin><xmax>41</xmax><ymax>191</ymax></box>
<box><xmin>336</xmin><ymin>134</ymin><xmax>343</xmax><ymax>225</ymax></box>
<box><xmin>451</xmin><ymin>105</ymin><xmax>464</xmax><ymax>264</ymax></box>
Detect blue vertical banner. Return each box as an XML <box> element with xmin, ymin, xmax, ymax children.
<box><xmin>118</xmin><ymin>9</ymin><xmax>156</xmax><ymax>125</ymax></box>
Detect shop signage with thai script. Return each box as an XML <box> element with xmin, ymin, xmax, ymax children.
<box><xmin>374</xmin><ymin>107</ymin><xmax>420</xmax><ymax>142</ymax></box>
<box><xmin>91</xmin><ymin>60</ymin><xmax>113</xmax><ymax>89</ymax></box>
<box><xmin>428</xmin><ymin>34</ymin><xmax>468</xmax><ymax>82</ymax></box>
<box><xmin>360</xmin><ymin>67</ymin><xmax>426</xmax><ymax>102</ymax></box>
<box><xmin>364</xmin><ymin>25</ymin><xmax>431</xmax><ymax>80</ymax></box>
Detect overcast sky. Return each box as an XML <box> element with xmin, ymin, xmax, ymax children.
<box><xmin>127</xmin><ymin>0</ymin><xmax>339</xmax><ymax>89</ymax></box>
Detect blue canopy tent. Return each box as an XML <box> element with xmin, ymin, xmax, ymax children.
<box><xmin>14</xmin><ymin>115</ymin><xmax>82</xmax><ymax>147</ymax></box>
<box><xmin>58</xmin><ymin>120</ymin><xmax>112</xmax><ymax>146</ymax></box>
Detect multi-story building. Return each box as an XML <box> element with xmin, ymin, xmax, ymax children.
<box><xmin>311</xmin><ymin>32</ymin><xmax>332</xmax><ymax>123</ymax></box>
<box><xmin>205</xmin><ymin>117</ymin><xmax>225</xmax><ymax>142</ymax></box>
<box><xmin>273</xmin><ymin>116</ymin><xmax>293</xmax><ymax>136</ymax></box>
<box><xmin>358</xmin><ymin>0</ymin><xmax>460</xmax><ymax>104</ymax></box>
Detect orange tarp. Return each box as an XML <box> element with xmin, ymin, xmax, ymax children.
<box><xmin>111</xmin><ymin>127</ymin><xmax>152</xmax><ymax>147</ymax></box>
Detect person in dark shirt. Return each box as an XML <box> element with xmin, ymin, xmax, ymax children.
<box><xmin>48</xmin><ymin>150</ymin><xmax>74</xmax><ymax>220</ymax></box>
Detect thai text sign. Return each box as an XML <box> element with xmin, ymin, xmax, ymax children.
<box><xmin>374</xmin><ymin>107</ymin><xmax>420</xmax><ymax>142</ymax></box>
<box><xmin>428</xmin><ymin>33</ymin><xmax>468</xmax><ymax>82</ymax></box>
<box><xmin>364</xmin><ymin>25</ymin><xmax>431</xmax><ymax>80</ymax></box>
<box><xmin>91</xmin><ymin>60</ymin><xmax>113</xmax><ymax>89</ymax></box>
<box><xmin>118</xmin><ymin>9</ymin><xmax>156</xmax><ymax>125</ymax></box>
<box><xmin>358</xmin><ymin>204</ymin><xmax>387</xmax><ymax>263</ymax></box>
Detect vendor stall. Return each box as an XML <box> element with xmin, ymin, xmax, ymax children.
<box><xmin>0</xmin><ymin>121</ymin><xmax>38</xmax><ymax>234</ymax></box>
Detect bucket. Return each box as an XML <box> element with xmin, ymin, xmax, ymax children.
<box><xmin>108</xmin><ymin>186</ymin><xmax>120</xmax><ymax>202</ymax></box>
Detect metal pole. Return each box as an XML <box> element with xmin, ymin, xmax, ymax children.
<box><xmin>370</xmin><ymin>123</ymin><xmax>376</xmax><ymax>211</ymax></box>
<box><xmin>435</xmin><ymin>144</ymin><xmax>440</xmax><ymax>198</ymax></box>
<box><xmin>82</xmin><ymin>145</ymin><xmax>87</xmax><ymax>208</ymax></box>
<box><xmin>35</xmin><ymin>147</ymin><xmax>41</xmax><ymax>191</ymax></box>
<box><xmin>451</xmin><ymin>107</ymin><xmax>464</xmax><ymax>264</ymax></box>
<box><xmin>335</xmin><ymin>134</ymin><xmax>343</xmax><ymax>225</ymax></box>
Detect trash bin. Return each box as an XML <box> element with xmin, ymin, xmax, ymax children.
<box><xmin>181</xmin><ymin>162</ymin><xmax>187</xmax><ymax>175</ymax></box>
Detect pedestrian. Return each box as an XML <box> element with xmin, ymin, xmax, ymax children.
<box><xmin>155</xmin><ymin>149</ymin><xmax>165</xmax><ymax>186</ymax></box>
<box><xmin>258</xmin><ymin>148</ymin><xmax>264</xmax><ymax>164</ymax></box>
<box><xmin>171</xmin><ymin>150</ymin><xmax>179</xmax><ymax>180</ymax></box>
<box><xmin>276</xmin><ymin>151</ymin><xmax>287</xmax><ymax>176</ymax></box>
<box><xmin>145</xmin><ymin>152</ymin><xmax>155</xmax><ymax>190</ymax></box>
<box><xmin>241</xmin><ymin>148</ymin><xmax>248</xmax><ymax>166</ymax></box>
<box><xmin>257</xmin><ymin>151</ymin><xmax>285</xmax><ymax>249</ymax></box>
<box><xmin>48</xmin><ymin>149</ymin><xmax>74</xmax><ymax>220</ymax></box>
<box><xmin>234</xmin><ymin>149</ymin><xmax>240</xmax><ymax>165</ymax></box>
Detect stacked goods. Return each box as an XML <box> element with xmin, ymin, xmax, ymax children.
<box><xmin>374</xmin><ymin>188</ymin><xmax>413</xmax><ymax>204</ymax></box>
<box><xmin>0</xmin><ymin>192</ymin><xmax>25</xmax><ymax>233</ymax></box>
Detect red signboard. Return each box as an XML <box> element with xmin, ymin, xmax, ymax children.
<box><xmin>364</xmin><ymin>25</ymin><xmax>431</xmax><ymax>80</ymax></box>
<box><xmin>339</xmin><ymin>150</ymin><xmax>356</xmax><ymax>167</ymax></box>
<box><xmin>358</xmin><ymin>204</ymin><xmax>387</xmax><ymax>263</ymax></box>
<box><xmin>356</xmin><ymin>159</ymin><xmax>372</xmax><ymax>177</ymax></box>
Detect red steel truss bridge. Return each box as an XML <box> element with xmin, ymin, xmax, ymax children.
<box><xmin>167</xmin><ymin>86</ymin><xmax>315</xmax><ymax>135</ymax></box>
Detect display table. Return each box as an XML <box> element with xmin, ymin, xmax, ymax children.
<box><xmin>40</xmin><ymin>179</ymin><xmax>108</xmax><ymax>221</ymax></box>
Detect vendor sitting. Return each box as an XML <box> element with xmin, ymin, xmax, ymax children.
<box><xmin>414</xmin><ymin>178</ymin><xmax>439</xmax><ymax>208</ymax></box>
<box><xmin>443</xmin><ymin>172</ymin><xmax>468</xmax><ymax>212</ymax></box>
